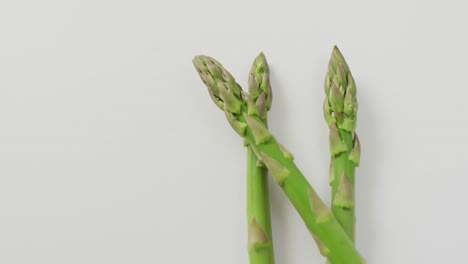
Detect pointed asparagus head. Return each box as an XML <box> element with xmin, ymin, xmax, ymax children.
<box><xmin>249</xmin><ymin>52</ymin><xmax>272</xmax><ymax>112</ymax></box>
<box><xmin>193</xmin><ymin>55</ymin><xmax>243</xmax><ymax>113</ymax></box>
<box><xmin>324</xmin><ymin>46</ymin><xmax>358</xmax><ymax>132</ymax></box>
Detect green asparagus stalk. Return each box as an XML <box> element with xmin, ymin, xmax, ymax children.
<box><xmin>323</xmin><ymin>46</ymin><xmax>361</xmax><ymax>242</ymax></box>
<box><xmin>246</xmin><ymin>53</ymin><xmax>275</xmax><ymax>264</ymax></box>
<box><xmin>193</xmin><ymin>55</ymin><xmax>365</xmax><ymax>264</ymax></box>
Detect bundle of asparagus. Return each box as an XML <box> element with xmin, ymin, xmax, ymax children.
<box><xmin>193</xmin><ymin>46</ymin><xmax>364</xmax><ymax>264</ymax></box>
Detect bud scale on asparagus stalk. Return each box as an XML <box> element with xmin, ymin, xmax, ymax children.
<box><xmin>324</xmin><ymin>46</ymin><xmax>361</xmax><ymax>242</ymax></box>
<box><xmin>193</xmin><ymin>55</ymin><xmax>365</xmax><ymax>264</ymax></box>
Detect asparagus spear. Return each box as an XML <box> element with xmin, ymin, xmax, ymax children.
<box><xmin>193</xmin><ymin>55</ymin><xmax>365</xmax><ymax>264</ymax></box>
<box><xmin>323</xmin><ymin>46</ymin><xmax>361</xmax><ymax>242</ymax></box>
<box><xmin>246</xmin><ymin>53</ymin><xmax>275</xmax><ymax>264</ymax></box>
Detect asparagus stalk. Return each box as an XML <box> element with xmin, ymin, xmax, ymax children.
<box><xmin>246</xmin><ymin>53</ymin><xmax>275</xmax><ymax>264</ymax></box>
<box><xmin>193</xmin><ymin>55</ymin><xmax>365</xmax><ymax>264</ymax></box>
<box><xmin>323</xmin><ymin>46</ymin><xmax>361</xmax><ymax>242</ymax></box>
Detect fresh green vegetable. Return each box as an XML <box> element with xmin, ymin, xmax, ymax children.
<box><xmin>323</xmin><ymin>46</ymin><xmax>361</xmax><ymax>242</ymax></box>
<box><xmin>193</xmin><ymin>55</ymin><xmax>365</xmax><ymax>264</ymax></box>
<box><xmin>246</xmin><ymin>53</ymin><xmax>275</xmax><ymax>264</ymax></box>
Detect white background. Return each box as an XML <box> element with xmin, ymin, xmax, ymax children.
<box><xmin>1</xmin><ymin>0</ymin><xmax>467</xmax><ymax>263</ymax></box>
